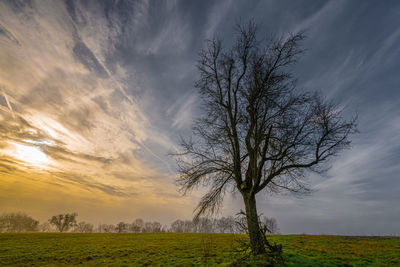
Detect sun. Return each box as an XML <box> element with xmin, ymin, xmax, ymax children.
<box><xmin>10</xmin><ymin>142</ymin><xmax>51</xmax><ymax>168</ymax></box>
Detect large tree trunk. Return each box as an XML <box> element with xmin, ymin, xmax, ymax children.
<box><xmin>243</xmin><ymin>193</ymin><xmax>266</xmax><ymax>255</ymax></box>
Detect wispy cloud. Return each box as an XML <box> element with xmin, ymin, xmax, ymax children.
<box><xmin>0</xmin><ymin>0</ymin><xmax>399</xmax><ymax>232</ymax></box>
<box><xmin>168</xmin><ymin>94</ymin><xmax>197</xmax><ymax>129</ymax></box>
<box><xmin>0</xmin><ymin>0</ymin><xmax>183</xmax><ymax>222</ymax></box>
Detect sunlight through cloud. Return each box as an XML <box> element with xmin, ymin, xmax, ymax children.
<box><xmin>8</xmin><ymin>142</ymin><xmax>51</xmax><ymax>169</ymax></box>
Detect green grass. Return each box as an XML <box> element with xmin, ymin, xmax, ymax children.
<box><xmin>0</xmin><ymin>233</ymin><xmax>399</xmax><ymax>266</ymax></box>
<box><xmin>270</xmin><ymin>235</ymin><xmax>400</xmax><ymax>266</ymax></box>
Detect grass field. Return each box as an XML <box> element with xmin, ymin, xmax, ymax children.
<box><xmin>0</xmin><ymin>233</ymin><xmax>399</xmax><ymax>266</ymax></box>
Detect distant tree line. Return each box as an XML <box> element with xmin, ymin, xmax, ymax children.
<box><xmin>0</xmin><ymin>213</ymin><xmax>39</xmax><ymax>232</ymax></box>
<box><xmin>0</xmin><ymin>212</ymin><xmax>279</xmax><ymax>234</ymax></box>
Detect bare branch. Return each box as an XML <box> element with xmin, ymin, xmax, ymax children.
<box><xmin>172</xmin><ymin>21</ymin><xmax>356</xmax><ymax>226</ymax></box>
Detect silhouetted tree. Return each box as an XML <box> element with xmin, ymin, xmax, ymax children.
<box><xmin>194</xmin><ymin>217</ymin><xmax>214</xmax><ymax>233</ymax></box>
<box><xmin>183</xmin><ymin>220</ymin><xmax>195</xmax><ymax>233</ymax></box>
<box><xmin>49</xmin><ymin>213</ymin><xmax>77</xmax><ymax>232</ymax></box>
<box><xmin>216</xmin><ymin>216</ymin><xmax>235</xmax><ymax>233</ymax></box>
<box><xmin>0</xmin><ymin>213</ymin><xmax>39</xmax><ymax>232</ymax></box>
<box><xmin>174</xmin><ymin>21</ymin><xmax>357</xmax><ymax>255</ymax></box>
<box><xmin>74</xmin><ymin>221</ymin><xmax>94</xmax><ymax>233</ymax></box>
<box><xmin>128</xmin><ymin>218</ymin><xmax>143</xmax><ymax>233</ymax></box>
<box><xmin>116</xmin><ymin>222</ymin><xmax>128</xmax><ymax>233</ymax></box>
<box><xmin>170</xmin><ymin>219</ymin><xmax>185</xmax><ymax>232</ymax></box>
<box><xmin>152</xmin><ymin>222</ymin><xmax>162</xmax><ymax>233</ymax></box>
<box><xmin>235</xmin><ymin>212</ymin><xmax>249</xmax><ymax>234</ymax></box>
<box><xmin>129</xmin><ymin>219</ymin><xmax>142</xmax><ymax>233</ymax></box>
<box><xmin>161</xmin><ymin>224</ymin><xmax>169</xmax><ymax>233</ymax></box>
<box><xmin>261</xmin><ymin>216</ymin><xmax>279</xmax><ymax>234</ymax></box>
<box><xmin>99</xmin><ymin>224</ymin><xmax>115</xmax><ymax>233</ymax></box>
<box><xmin>38</xmin><ymin>222</ymin><xmax>52</xmax><ymax>232</ymax></box>
<box><xmin>143</xmin><ymin>222</ymin><xmax>152</xmax><ymax>232</ymax></box>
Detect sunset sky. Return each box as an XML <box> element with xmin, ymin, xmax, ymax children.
<box><xmin>0</xmin><ymin>0</ymin><xmax>399</xmax><ymax>235</ymax></box>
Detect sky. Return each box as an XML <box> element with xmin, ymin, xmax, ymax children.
<box><xmin>0</xmin><ymin>0</ymin><xmax>399</xmax><ymax>235</ymax></box>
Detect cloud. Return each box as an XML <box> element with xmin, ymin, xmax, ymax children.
<box><xmin>0</xmin><ymin>0</ymin><xmax>399</xmax><ymax>232</ymax></box>
<box><xmin>168</xmin><ymin>94</ymin><xmax>198</xmax><ymax>129</ymax></box>
<box><xmin>0</xmin><ymin>0</ymin><xmax>181</xmax><ymax>211</ymax></box>
<box><xmin>291</xmin><ymin>0</ymin><xmax>342</xmax><ymax>34</ymax></box>
<box><xmin>203</xmin><ymin>0</ymin><xmax>234</xmax><ymax>39</ymax></box>
<box><xmin>0</xmin><ymin>22</ymin><xmax>19</xmax><ymax>44</ymax></box>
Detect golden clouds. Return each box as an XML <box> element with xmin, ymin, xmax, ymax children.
<box><xmin>0</xmin><ymin>0</ymin><xmax>185</xmax><ymax>222</ymax></box>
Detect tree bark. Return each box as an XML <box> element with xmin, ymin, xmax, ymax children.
<box><xmin>243</xmin><ymin>192</ymin><xmax>266</xmax><ymax>255</ymax></box>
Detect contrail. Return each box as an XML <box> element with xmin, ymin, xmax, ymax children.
<box><xmin>70</xmin><ymin>19</ymin><xmax>173</xmax><ymax>172</ymax></box>
<box><xmin>141</xmin><ymin>142</ymin><xmax>174</xmax><ymax>175</ymax></box>
<box><xmin>87</xmin><ymin>51</ymin><xmax>173</xmax><ymax>171</ymax></box>
<box><xmin>2</xmin><ymin>91</ymin><xmax>15</xmax><ymax>118</ymax></box>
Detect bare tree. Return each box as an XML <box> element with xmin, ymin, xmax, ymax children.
<box><xmin>183</xmin><ymin>220</ymin><xmax>195</xmax><ymax>233</ymax></box>
<box><xmin>116</xmin><ymin>222</ymin><xmax>128</xmax><ymax>233</ymax></box>
<box><xmin>0</xmin><ymin>213</ymin><xmax>39</xmax><ymax>232</ymax></box>
<box><xmin>152</xmin><ymin>222</ymin><xmax>162</xmax><ymax>233</ymax></box>
<box><xmin>133</xmin><ymin>218</ymin><xmax>144</xmax><ymax>232</ymax></box>
<box><xmin>129</xmin><ymin>220</ymin><xmax>142</xmax><ymax>233</ymax></box>
<box><xmin>49</xmin><ymin>213</ymin><xmax>77</xmax><ymax>232</ymax></box>
<box><xmin>161</xmin><ymin>224</ymin><xmax>169</xmax><ymax>233</ymax></box>
<box><xmin>235</xmin><ymin>212</ymin><xmax>249</xmax><ymax>234</ymax></box>
<box><xmin>38</xmin><ymin>222</ymin><xmax>52</xmax><ymax>232</ymax></box>
<box><xmin>99</xmin><ymin>224</ymin><xmax>115</xmax><ymax>233</ymax></box>
<box><xmin>216</xmin><ymin>216</ymin><xmax>235</xmax><ymax>233</ymax></box>
<box><xmin>142</xmin><ymin>222</ymin><xmax>154</xmax><ymax>233</ymax></box>
<box><xmin>194</xmin><ymin>217</ymin><xmax>214</xmax><ymax>233</ymax></box>
<box><xmin>170</xmin><ymin>219</ymin><xmax>185</xmax><ymax>232</ymax></box>
<box><xmin>74</xmin><ymin>221</ymin><xmax>94</xmax><ymax>233</ymax></box>
<box><xmin>173</xmin><ymin>21</ymin><xmax>357</xmax><ymax>255</ymax></box>
<box><xmin>261</xmin><ymin>216</ymin><xmax>279</xmax><ymax>234</ymax></box>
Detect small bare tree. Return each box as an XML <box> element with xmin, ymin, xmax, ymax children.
<box><xmin>38</xmin><ymin>222</ymin><xmax>52</xmax><ymax>232</ymax></box>
<box><xmin>173</xmin><ymin>21</ymin><xmax>356</xmax><ymax>256</ymax></box>
<box><xmin>74</xmin><ymin>221</ymin><xmax>94</xmax><ymax>233</ymax></box>
<box><xmin>49</xmin><ymin>213</ymin><xmax>78</xmax><ymax>232</ymax></box>
<box><xmin>261</xmin><ymin>217</ymin><xmax>279</xmax><ymax>234</ymax></box>
<box><xmin>99</xmin><ymin>224</ymin><xmax>115</xmax><ymax>233</ymax></box>
<box><xmin>129</xmin><ymin>219</ymin><xmax>143</xmax><ymax>233</ymax></box>
<box><xmin>216</xmin><ymin>216</ymin><xmax>235</xmax><ymax>233</ymax></box>
<box><xmin>152</xmin><ymin>222</ymin><xmax>162</xmax><ymax>233</ymax></box>
<box><xmin>116</xmin><ymin>222</ymin><xmax>128</xmax><ymax>233</ymax></box>
<box><xmin>133</xmin><ymin>218</ymin><xmax>144</xmax><ymax>232</ymax></box>
<box><xmin>183</xmin><ymin>220</ymin><xmax>195</xmax><ymax>233</ymax></box>
<box><xmin>170</xmin><ymin>219</ymin><xmax>185</xmax><ymax>232</ymax></box>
